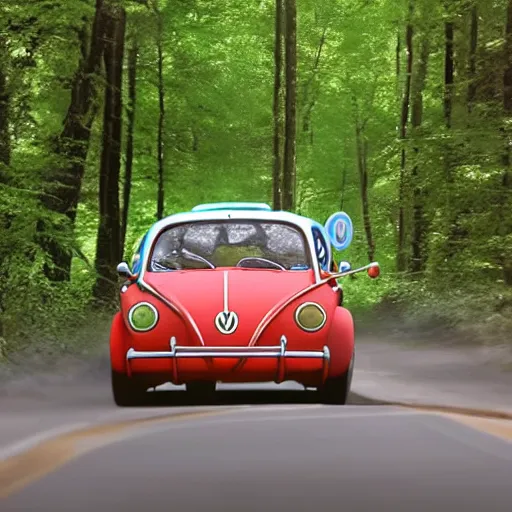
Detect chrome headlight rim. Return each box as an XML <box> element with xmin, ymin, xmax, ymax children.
<box><xmin>295</xmin><ymin>302</ymin><xmax>327</xmax><ymax>332</ymax></box>
<box><xmin>128</xmin><ymin>301</ymin><xmax>159</xmax><ymax>332</ymax></box>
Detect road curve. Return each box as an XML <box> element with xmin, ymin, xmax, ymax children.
<box><xmin>1</xmin><ymin>384</ymin><xmax>512</xmax><ymax>511</ymax></box>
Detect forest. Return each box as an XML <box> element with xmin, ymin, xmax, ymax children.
<box><xmin>0</xmin><ymin>0</ymin><xmax>511</xmax><ymax>359</ymax></box>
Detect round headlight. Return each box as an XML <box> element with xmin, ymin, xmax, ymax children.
<box><xmin>128</xmin><ymin>302</ymin><xmax>158</xmax><ymax>332</ymax></box>
<box><xmin>295</xmin><ymin>302</ymin><xmax>327</xmax><ymax>332</ymax></box>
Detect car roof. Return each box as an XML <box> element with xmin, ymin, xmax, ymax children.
<box><xmin>144</xmin><ymin>203</ymin><xmax>327</xmax><ymax>241</ymax></box>
<box><xmin>134</xmin><ymin>203</ymin><xmax>332</xmax><ymax>282</ymax></box>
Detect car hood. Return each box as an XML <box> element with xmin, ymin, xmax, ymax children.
<box><xmin>143</xmin><ymin>268</ymin><xmax>315</xmax><ymax>347</ymax></box>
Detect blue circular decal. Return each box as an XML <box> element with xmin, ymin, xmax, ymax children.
<box><xmin>324</xmin><ymin>212</ymin><xmax>353</xmax><ymax>251</ymax></box>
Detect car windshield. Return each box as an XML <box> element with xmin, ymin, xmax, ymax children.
<box><xmin>149</xmin><ymin>220</ymin><xmax>311</xmax><ymax>271</ymax></box>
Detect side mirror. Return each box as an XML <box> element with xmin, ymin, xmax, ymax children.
<box><xmin>338</xmin><ymin>261</ymin><xmax>351</xmax><ymax>273</ymax></box>
<box><xmin>117</xmin><ymin>262</ymin><xmax>135</xmax><ymax>279</ymax></box>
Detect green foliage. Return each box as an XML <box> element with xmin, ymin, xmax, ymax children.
<box><xmin>1</xmin><ymin>0</ymin><xmax>512</xmax><ymax>358</ymax></box>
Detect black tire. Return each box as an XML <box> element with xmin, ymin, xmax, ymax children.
<box><xmin>185</xmin><ymin>381</ymin><xmax>216</xmax><ymax>402</ymax></box>
<box><xmin>111</xmin><ymin>370</ymin><xmax>146</xmax><ymax>407</ymax></box>
<box><xmin>318</xmin><ymin>352</ymin><xmax>354</xmax><ymax>405</ymax></box>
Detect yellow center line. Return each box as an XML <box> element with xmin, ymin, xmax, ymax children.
<box><xmin>400</xmin><ymin>404</ymin><xmax>512</xmax><ymax>442</ymax></box>
<box><xmin>3</xmin><ymin>402</ymin><xmax>512</xmax><ymax>500</ymax></box>
<box><xmin>390</xmin><ymin>402</ymin><xmax>512</xmax><ymax>421</ymax></box>
<box><xmin>0</xmin><ymin>409</ymin><xmax>232</xmax><ymax>499</ymax></box>
<box><xmin>436</xmin><ymin>413</ymin><xmax>512</xmax><ymax>443</ymax></box>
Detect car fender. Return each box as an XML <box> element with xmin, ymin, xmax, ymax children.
<box><xmin>110</xmin><ymin>311</ymin><xmax>130</xmax><ymax>374</ymax></box>
<box><xmin>325</xmin><ymin>306</ymin><xmax>354</xmax><ymax>378</ymax></box>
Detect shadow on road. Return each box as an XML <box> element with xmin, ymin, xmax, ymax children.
<box><xmin>130</xmin><ymin>389</ymin><xmax>384</xmax><ymax>408</ymax></box>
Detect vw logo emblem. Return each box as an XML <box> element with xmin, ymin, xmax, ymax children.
<box><xmin>215</xmin><ymin>311</ymin><xmax>239</xmax><ymax>335</ymax></box>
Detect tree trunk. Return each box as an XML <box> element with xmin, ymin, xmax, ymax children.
<box><xmin>156</xmin><ymin>20</ymin><xmax>165</xmax><ymax>221</ymax></box>
<box><xmin>443</xmin><ymin>11</ymin><xmax>463</xmax><ymax>260</ymax></box>
<box><xmin>353</xmin><ymin>100</ymin><xmax>375</xmax><ymax>263</ymax></box>
<box><xmin>444</xmin><ymin>21</ymin><xmax>454</xmax><ymax>128</ymax></box>
<box><xmin>339</xmin><ymin>157</ymin><xmax>348</xmax><ymax>211</ymax></box>
<box><xmin>410</xmin><ymin>37</ymin><xmax>430</xmax><ymax>274</ymax></box>
<box><xmin>92</xmin><ymin>3</ymin><xmax>126</xmax><ymax>303</ymax></box>
<box><xmin>302</xmin><ymin>26</ymin><xmax>327</xmax><ymax>142</ymax></box>
<box><xmin>0</xmin><ymin>40</ymin><xmax>10</xmax><ymax>338</ymax></box>
<box><xmin>121</xmin><ymin>40</ymin><xmax>138</xmax><ymax>257</ymax></box>
<box><xmin>397</xmin><ymin>9</ymin><xmax>413</xmax><ymax>272</ymax></box>
<box><xmin>467</xmin><ymin>5</ymin><xmax>478</xmax><ymax>115</ymax></box>
<box><xmin>396</xmin><ymin>31</ymin><xmax>401</xmax><ymax>100</ymax></box>
<box><xmin>272</xmin><ymin>0</ymin><xmax>284</xmax><ymax>211</ymax></box>
<box><xmin>500</xmin><ymin>0</ymin><xmax>512</xmax><ymax>285</ymax></box>
<box><xmin>0</xmin><ymin>45</ymin><xmax>10</xmax><ymax>176</ymax></box>
<box><xmin>282</xmin><ymin>0</ymin><xmax>297</xmax><ymax>212</ymax></box>
<box><xmin>39</xmin><ymin>0</ymin><xmax>106</xmax><ymax>282</ymax></box>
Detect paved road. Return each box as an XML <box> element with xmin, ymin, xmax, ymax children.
<box><xmin>1</xmin><ymin>384</ymin><xmax>512</xmax><ymax>511</ymax></box>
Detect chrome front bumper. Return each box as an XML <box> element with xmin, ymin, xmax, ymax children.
<box><xmin>126</xmin><ymin>335</ymin><xmax>330</xmax><ymax>383</ymax></box>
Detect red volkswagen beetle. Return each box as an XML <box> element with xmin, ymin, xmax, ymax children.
<box><xmin>110</xmin><ymin>202</ymin><xmax>379</xmax><ymax>406</ymax></box>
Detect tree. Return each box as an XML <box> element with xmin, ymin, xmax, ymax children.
<box><xmin>0</xmin><ymin>35</ymin><xmax>10</xmax><ymax>339</ymax></box>
<box><xmin>92</xmin><ymin>1</ymin><xmax>126</xmax><ymax>302</ymax></box>
<box><xmin>500</xmin><ymin>0</ymin><xmax>512</xmax><ymax>285</ymax></box>
<box><xmin>409</xmin><ymin>30</ymin><xmax>430</xmax><ymax>274</ymax></box>
<box><xmin>39</xmin><ymin>0</ymin><xmax>107</xmax><ymax>282</ymax></box>
<box><xmin>352</xmin><ymin>95</ymin><xmax>376</xmax><ymax>262</ymax></box>
<box><xmin>121</xmin><ymin>39</ymin><xmax>138</xmax><ymax>257</ymax></box>
<box><xmin>0</xmin><ymin>37</ymin><xmax>10</xmax><ymax>175</ymax></box>
<box><xmin>467</xmin><ymin>4</ymin><xmax>478</xmax><ymax>115</ymax></box>
<box><xmin>282</xmin><ymin>0</ymin><xmax>297</xmax><ymax>212</ymax></box>
<box><xmin>301</xmin><ymin>25</ymin><xmax>327</xmax><ymax>142</ymax></box>
<box><xmin>444</xmin><ymin>16</ymin><xmax>454</xmax><ymax>129</ymax></box>
<box><xmin>272</xmin><ymin>0</ymin><xmax>285</xmax><ymax>211</ymax></box>
<box><xmin>397</xmin><ymin>1</ymin><xmax>414</xmax><ymax>272</ymax></box>
<box><xmin>154</xmin><ymin>2</ymin><xmax>165</xmax><ymax>221</ymax></box>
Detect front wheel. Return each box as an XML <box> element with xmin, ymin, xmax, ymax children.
<box><xmin>111</xmin><ymin>370</ymin><xmax>147</xmax><ymax>407</ymax></box>
<box><xmin>318</xmin><ymin>352</ymin><xmax>354</xmax><ymax>405</ymax></box>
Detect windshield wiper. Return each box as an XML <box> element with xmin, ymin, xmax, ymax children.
<box><xmin>152</xmin><ymin>261</ymin><xmax>181</xmax><ymax>271</ymax></box>
<box><xmin>179</xmin><ymin>248</ymin><xmax>216</xmax><ymax>269</ymax></box>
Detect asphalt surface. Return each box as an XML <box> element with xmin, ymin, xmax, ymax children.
<box><xmin>1</xmin><ymin>382</ymin><xmax>512</xmax><ymax>511</ymax></box>
<box><xmin>2</xmin><ymin>338</ymin><xmax>512</xmax><ymax>511</ymax></box>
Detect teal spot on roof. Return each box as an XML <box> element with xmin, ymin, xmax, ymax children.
<box><xmin>191</xmin><ymin>202</ymin><xmax>272</xmax><ymax>212</ymax></box>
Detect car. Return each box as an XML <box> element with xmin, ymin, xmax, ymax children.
<box><xmin>110</xmin><ymin>202</ymin><xmax>380</xmax><ymax>406</ymax></box>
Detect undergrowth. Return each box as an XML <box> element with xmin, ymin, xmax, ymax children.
<box><xmin>0</xmin><ymin>257</ymin><xmax>116</xmax><ymax>365</ymax></box>
<box><xmin>351</xmin><ymin>274</ymin><xmax>512</xmax><ymax>347</ymax></box>
<box><xmin>1</xmin><ymin>258</ymin><xmax>511</xmax><ymax>367</ymax></box>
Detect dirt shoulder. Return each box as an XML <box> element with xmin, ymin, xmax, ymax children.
<box><xmin>352</xmin><ymin>333</ymin><xmax>512</xmax><ymax>414</ymax></box>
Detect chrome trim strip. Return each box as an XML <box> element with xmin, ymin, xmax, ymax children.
<box><xmin>322</xmin><ymin>346</ymin><xmax>330</xmax><ymax>383</ymax></box>
<box><xmin>170</xmin><ymin>336</ymin><xmax>178</xmax><ymax>382</ymax></box>
<box><xmin>276</xmin><ymin>335</ymin><xmax>287</xmax><ymax>383</ymax></box>
<box><xmin>125</xmin><ymin>335</ymin><xmax>330</xmax><ymax>384</ymax></box>
<box><xmin>249</xmin><ymin>262</ymin><xmax>379</xmax><ymax>348</ymax></box>
<box><xmin>127</xmin><ymin>349</ymin><xmax>326</xmax><ymax>359</ymax></box>
<box><xmin>138</xmin><ymin>277</ymin><xmax>206</xmax><ymax>346</ymax></box>
<box><xmin>173</xmin><ymin>345</ymin><xmax>281</xmax><ymax>353</ymax></box>
<box><xmin>126</xmin><ymin>336</ymin><xmax>328</xmax><ymax>361</ymax></box>
<box><xmin>223</xmin><ymin>270</ymin><xmax>229</xmax><ymax>312</ymax></box>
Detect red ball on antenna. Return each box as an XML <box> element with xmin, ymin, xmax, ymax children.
<box><xmin>368</xmin><ymin>264</ymin><xmax>380</xmax><ymax>279</ymax></box>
